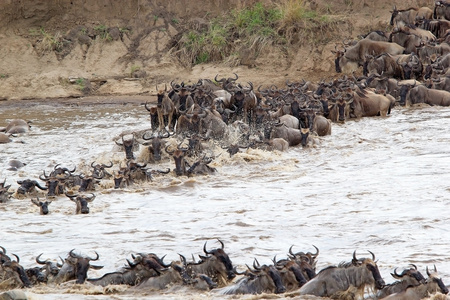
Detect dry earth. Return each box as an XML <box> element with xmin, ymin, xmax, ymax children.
<box><xmin>0</xmin><ymin>0</ymin><xmax>436</xmax><ymax>102</ymax></box>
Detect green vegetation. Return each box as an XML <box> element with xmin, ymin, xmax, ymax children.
<box><xmin>94</xmin><ymin>24</ymin><xmax>112</xmax><ymax>41</ymax></box>
<box><xmin>39</xmin><ymin>28</ymin><xmax>63</xmax><ymax>51</ymax></box>
<box><xmin>174</xmin><ymin>0</ymin><xmax>343</xmax><ymax>66</ymax></box>
<box><xmin>75</xmin><ymin>78</ymin><xmax>85</xmax><ymax>90</ymax></box>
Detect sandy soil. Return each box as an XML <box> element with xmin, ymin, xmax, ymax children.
<box><xmin>0</xmin><ymin>0</ymin><xmax>435</xmax><ymax>102</ymax></box>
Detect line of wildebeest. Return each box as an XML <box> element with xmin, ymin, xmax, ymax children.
<box><xmin>1</xmin><ymin>1</ymin><xmax>450</xmax><ymax>298</ymax></box>
<box><xmin>0</xmin><ymin>241</ymin><xmax>448</xmax><ymax>299</ymax></box>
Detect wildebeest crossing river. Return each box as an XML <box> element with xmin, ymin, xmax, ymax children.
<box><xmin>1</xmin><ymin>97</ymin><xmax>450</xmax><ymax>299</ymax></box>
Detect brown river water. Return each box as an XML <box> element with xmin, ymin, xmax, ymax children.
<box><xmin>1</xmin><ymin>97</ymin><xmax>450</xmax><ymax>299</ymax></box>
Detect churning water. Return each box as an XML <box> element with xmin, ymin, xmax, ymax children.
<box><xmin>1</xmin><ymin>98</ymin><xmax>450</xmax><ymax>299</ymax></box>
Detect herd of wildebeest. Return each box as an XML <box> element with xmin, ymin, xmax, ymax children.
<box><xmin>1</xmin><ymin>1</ymin><xmax>450</xmax><ymax>298</ymax></box>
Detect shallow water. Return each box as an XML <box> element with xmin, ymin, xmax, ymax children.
<box><xmin>1</xmin><ymin>99</ymin><xmax>450</xmax><ymax>299</ymax></box>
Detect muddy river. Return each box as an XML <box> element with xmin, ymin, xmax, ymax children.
<box><xmin>1</xmin><ymin>97</ymin><xmax>449</xmax><ymax>299</ymax></box>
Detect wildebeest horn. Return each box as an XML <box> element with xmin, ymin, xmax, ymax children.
<box><xmin>58</xmin><ymin>256</ymin><xmax>64</xmax><ymax>267</ymax></box>
<box><xmin>178</xmin><ymin>253</ymin><xmax>187</xmax><ymax>266</ymax></box>
<box><xmin>214</xmin><ymin>74</ymin><xmax>225</xmax><ymax>83</ymax></box>
<box><xmin>311</xmin><ymin>245</ymin><xmax>319</xmax><ymax>258</ymax></box>
<box><xmin>69</xmin><ymin>249</ymin><xmax>79</xmax><ymax>258</ymax></box>
<box><xmin>87</xmin><ymin>251</ymin><xmax>99</xmax><ymax>261</ymax></box>
<box><xmin>352</xmin><ymin>250</ymin><xmax>358</xmax><ymax>263</ymax></box>
<box><xmin>203</xmin><ymin>241</ymin><xmax>212</xmax><ymax>255</ymax></box>
<box><xmin>86</xmin><ymin>193</ymin><xmax>96</xmax><ymax>202</ymax></box>
<box><xmin>393</xmin><ymin>267</ymin><xmax>404</xmax><ymax>277</ymax></box>
<box><xmin>410</xmin><ymin>264</ymin><xmax>418</xmax><ymax>270</ymax></box>
<box><xmin>0</xmin><ymin>246</ymin><xmax>6</xmax><ymax>254</ymax></box>
<box><xmin>253</xmin><ymin>258</ymin><xmax>261</xmax><ymax>270</ymax></box>
<box><xmin>144</xmin><ymin>102</ymin><xmax>152</xmax><ymax>112</ymax></box>
<box><xmin>12</xmin><ymin>253</ymin><xmax>20</xmax><ymax>262</ymax></box>
<box><xmin>127</xmin><ymin>259</ymin><xmax>138</xmax><ymax>268</ymax></box>
<box><xmin>165</xmin><ymin>145</ymin><xmax>175</xmax><ymax>155</ymax></box>
<box><xmin>65</xmin><ymin>192</ymin><xmax>78</xmax><ymax>199</ymax></box>
<box><xmin>289</xmin><ymin>245</ymin><xmax>295</xmax><ymax>257</ymax></box>
<box><xmin>36</xmin><ymin>253</ymin><xmax>46</xmax><ymax>265</ymax></box>
<box><xmin>217</xmin><ymin>239</ymin><xmax>224</xmax><ymax>249</ymax></box>
<box><xmin>368</xmin><ymin>250</ymin><xmax>375</xmax><ymax>261</ymax></box>
<box><xmin>102</xmin><ymin>161</ymin><xmax>113</xmax><ymax>168</ymax></box>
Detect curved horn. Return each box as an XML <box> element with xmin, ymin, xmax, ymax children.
<box><xmin>289</xmin><ymin>245</ymin><xmax>295</xmax><ymax>257</ymax></box>
<box><xmin>253</xmin><ymin>258</ymin><xmax>261</xmax><ymax>270</ymax></box>
<box><xmin>36</xmin><ymin>253</ymin><xmax>46</xmax><ymax>265</ymax></box>
<box><xmin>352</xmin><ymin>250</ymin><xmax>358</xmax><ymax>262</ymax></box>
<box><xmin>0</xmin><ymin>246</ymin><xmax>6</xmax><ymax>254</ymax></box>
<box><xmin>165</xmin><ymin>145</ymin><xmax>175</xmax><ymax>155</ymax></box>
<box><xmin>311</xmin><ymin>245</ymin><xmax>319</xmax><ymax>258</ymax></box>
<box><xmin>393</xmin><ymin>267</ymin><xmax>404</xmax><ymax>277</ymax></box>
<box><xmin>214</xmin><ymin>74</ymin><xmax>225</xmax><ymax>83</ymax></box>
<box><xmin>102</xmin><ymin>161</ymin><xmax>113</xmax><ymax>168</ymax></box>
<box><xmin>144</xmin><ymin>102</ymin><xmax>152</xmax><ymax>112</ymax></box>
<box><xmin>11</xmin><ymin>253</ymin><xmax>20</xmax><ymax>262</ymax></box>
<box><xmin>203</xmin><ymin>241</ymin><xmax>212</xmax><ymax>255</ymax></box>
<box><xmin>368</xmin><ymin>250</ymin><xmax>375</xmax><ymax>261</ymax></box>
<box><xmin>231</xmin><ymin>73</ymin><xmax>239</xmax><ymax>82</ymax></box>
<box><xmin>127</xmin><ymin>259</ymin><xmax>138</xmax><ymax>268</ymax></box>
<box><xmin>87</xmin><ymin>251</ymin><xmax>99</xmax><ymax>261</ymax></box>
<box><xmin>69</xmin><ymin>249</ymin><xmax>79</xmax><ymax>258</ymax></box>
<box><xmin>217</xmin><ymin>239</ymin><xmax>224</xmax><ymax>249</ymax></box>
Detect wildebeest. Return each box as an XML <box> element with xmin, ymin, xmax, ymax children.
<box><xmin>407</xmin><ymin>84</ymin><xmax>450</xmax><ymax>106</ymax></box>
<box><xmin>434</xmin><ymin>0</ymin><xmax>450</xmax><ymax>20</ymax></box>
<box><xmin>2</xmin><ymin>119</ymin><xmax>31</xmax><ymax>134</ymax></box>
<box><xmin>272</xmin><ymin>256</ymin><xmax>308</xmax><ymax>290</ymax></box>
<box><xmin>0</xmin><ymin>133</ymin><xmax>13</xmax><ymax>144</ymax></box>
<box><xmin>347</xmin><ymin>87</ymin><xmax>393</xmax><ymax>118</ymax></box>
<box><xmin>90</xmin><ymin>161</ymin><xmax>113</xmax><ymax>179</ymax></box>
<box><xmin>298</xmin><ymin>250</ymin><xmax>385</xmax><ymax>298</ymax></box>
<box><xmin>328</xmin><ymin>93</ymin><xmax>353</xmax><ymax>123</ymax></box>
<box><xmin>0</xmin><ymin>253</ymin><xmax>32</xmax><ymax>289</ymax></box>
<box><xmin>287</xmin><ymin>245</ymin><xmax>319</xmax><ymax>280</ymax></box>
<box><xmin>186</xmin><ymin>240</ymin><xmax>235</xmax><ymax>287</ymax></box>
<box><xmin>270</xmin><ymin>122</ymin><xmax>302</xmax><ymax>146</ymax></box>
<box><xmin>39</xmin><ymin>172</ymin><xmax>68</xmax><ymax>197</ymax></box>
<box><xmin>380</xmin><ymin>265</ymin><xmax>448</xmax><ymax>300</ymax></box>
<box><xmin>144</xmin><ymin>102</ymin><xmax>160</xmax><ymax>132</ymax></box>
<box><xmin>140</xmin><ymin>129</ymin><xmax>171</xmax><ymax>162</ymax></box>
<box><xmin>31</xmin><ymin>197</ymin><xmax>52</xmax><ymax>215</ymax></box>
<box><xmin>0</xmin><ymin>179</ymin><xmax>13</xmax><ymax>203</ymax></box>
<box><xmin>35</xmin><ymin>253</ymin><xmax>62</xmax><ymax>283</ymax></box>
<box><xmin>16</xmin><ymin>179</ymin><xmax>47</xmax><ymax>195</ymax></box>
<box><xmin>390</xmin><ymin>5</ymin><xmax>433</xmax><ymax>27</ymax></box>
<box><xmin>156</xmin><ymin>84</ymin><xmax>176</xmax><ymax>131</ymax></box>
<box><xmin>53</xmin><ymin>249</ymin><xmax>103</xmax><ymax>284</ymax></box>
<box><xmin>218</xmin><ymin>259</ymin><xmax>286</xmax><ymax>295</ymax></box>
<box><xmin>115</xmin><ymin>133</ymin><xmax>138</xmax><ymax>160</ymax></box>
<box><xmin>65</xmin><ymin>192</ymin><xmax>96</xmax><ymax>214</ymax></box>
<box><xmin>333</xmin><ymin>39</ymin><xmax>405</xmax><ymax>73</ymax></box>
<box><xmin>376</xmin><ymin>264</ymin><xmax>426</xmax><ymax>299</ymax></box>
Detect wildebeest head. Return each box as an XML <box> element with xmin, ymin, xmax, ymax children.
<box><xmin>351</xmin><ymin>250</ymin><xmax>385</xmax><ymax>290</ymax></box>
<box><xmin>31</xmin><ymin>197</ymin><xmax>52</xmax><ymax>215</ymax></box>
<box><xmin>35</xmin><ymin>253</ymin><xmax>62</xmax><ymax>280</ymax></box>
<box><xmin>288</xmin><ymin>245</ymin><xmax>319</xmax><ymax>280</ymax></box>
<box><xmin>17</xmin><ymin>179</ymin><xmax>48</xmax><ymax>195</ymax></box>
<box><xmin>391</xmin><ymin>264</ymin><xmax>426</xmax><ymax>285</ymax></box>
<box><xmin>115</xmin><ymin>134</ymin><xmax>136</xmax><ymax>160</ymax></box>
<box><xmin>273</xmin><ymin>257</ymin><xmax>308</xmax><ymax>289</ymax></box>
<box><xmin>1</xmin><ymin>253</ymin><xmax>32</xmax><ymax>288</ymax></box>
<box><xmin>248</xmin><ymin>259</ymin><xmax>287</xmax><ymax>294</ymax></box>
<box><xmin>25</xmin><ymin>266</ymin><xmax>47</xmax><ymax>285</ymax></box>
<box><xmin>90</xmin><ymin>161</ymin><xmax>113</xmax><ymax>179</ymax></box>
<box><xmin>66</xmin><ymin>249</ymin><xmax>103</xmax><ymax>284</ymax></box>
<box><xmin>165</xmin><ymin>143</ymin><xmax>189</xmax><ymax>176</ymax></box>
<box><xmin>0</xmin><ymin>179</ymin><xmax>13</xmax><ymax>203</ymax></box>
<box><xmin>201</xmin><ymin>239</ymin><xmax>235</xmax><ymax>281</ymax></box>
<box><xmin>142</xmin><ymin>129</ymin><xmax>171</xmax><ymax>162</ymax></box>
<box><xmin>65</xmin><ymin>192</ymin><xmax>96</xmax><ymax>214</ymax></box>
<box><xmin>40</xmin><ymin>171</ymin><xmax>69</xmax><ymax>197</ymax></box>
<box><xmin>425</xmin><ymin>265</ymin><xmax>449</xmax><ymax>295</ymax></box>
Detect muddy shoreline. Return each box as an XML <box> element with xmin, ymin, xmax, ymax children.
<box><xmin>0</xmin><ymin>95</ymin><xmax>157</xmax><ymax>108</ymax></box>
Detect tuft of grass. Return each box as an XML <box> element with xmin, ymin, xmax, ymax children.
<box><xmin>40</xmin><ymin>28</ymin><xmax>63</xmax><ymax>51</ymax></box>
<box><xmin>94</xmin><ymin>24</ymin><xmax>112</xmax><ymax>41</ymax></box>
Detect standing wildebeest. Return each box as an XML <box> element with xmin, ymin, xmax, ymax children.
<box><xmin>434</xmin><ymin>0</ymin><xmax>450</xmax><ymax>20</ymax></box>
<box><xmin>53</xmin><ymin>249</ymin><xmax>103</xmax><ymax>284</ymax></box>
<box><xmin>156</xmin><ymin>85</ymin><xmax>175</xmax><ymax>131</ymax></box>
<box><xmin>299</xmin><ymin>251</ymin><xmax>385</xmax><ymax>298</ymax></box>
<box><xmin>31</xmin><ymin>197</ymin><xmax>52</xmax><ymax>215</ymax></box>
<box><xmin>380</xmin><ymin>265</ymin><xmax>448</xmax><ymax>300</ymax></box>
<box><xmin>333</xmin><ymin>40</ymin><xmax>405</xmax><ymax>73</ymax></box>
<box><xmin>328</xmin><ymin>94</ymin><xmax>353</xmax><ymax>123</ymax></box>
<box><xmin>187</xmin><ymin>240</ymin><xmax>235</xmax><ymax>287</ymax></box>
<box><xmin>218</xmin><ymin>259</ymin><xmax>286</xmax><ymax>295</ymax></box>
<box><xmin>348</xmin><ymin>87</ymin><xmax>393</xmax><ymax>118</ymax></box>
<box><xmin>407</xmin><ymin>84</ymin><xmax>450</xmax><ymax>106</ymax></box>
<box><xmin>376</xmin><ymin>264</ymin><xmax>426</xmax><ymax>299</ymax></box>
<box><xmin>390</xmin><ymin>5</ymin><xmax>433</xmax><ymax>27</ymax></box>
<box><xmin>65</xmin><ymin>192</ymin><xmax>96</xmax><ymax>214</ymax></box>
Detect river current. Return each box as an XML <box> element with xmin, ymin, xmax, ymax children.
<box><xmin>1</xmin><ymin>98</ymin><xmax>449</xmax><ymax>299</ymax></box>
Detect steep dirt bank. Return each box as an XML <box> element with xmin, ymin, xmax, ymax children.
<box><xmin>0</xmin><ymin>0</ymin><xmax>435</xmax><ymax>101</ymax></box>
